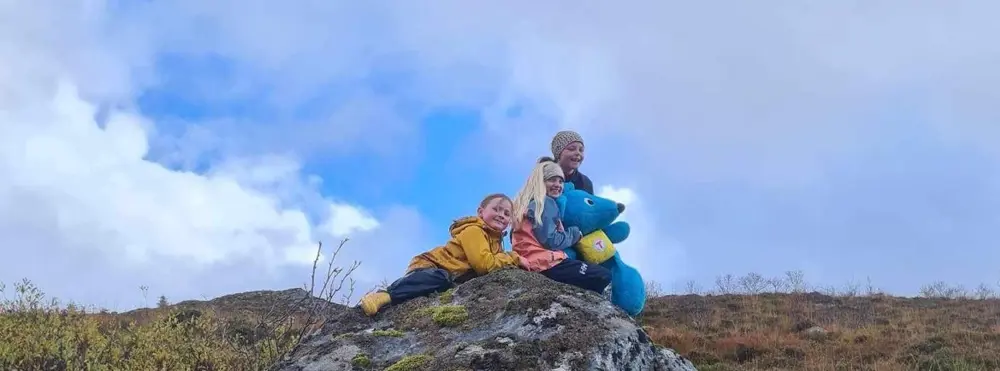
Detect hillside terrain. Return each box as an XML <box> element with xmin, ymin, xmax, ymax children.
<box><xmin>3</xmin><ymin>272</ymin><xmax>1000</xmax><ymax>370</ymax></box>
<box><xmin>642</xmin><ymin>287</ymin><xmax>1000</xmax><ymax>370</ymax></box>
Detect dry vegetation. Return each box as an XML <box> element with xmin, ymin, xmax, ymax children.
<box><xmin>0</xmin><ymin>239</ymin><xmax>359</xmax><ymax>371</ymax></box>
<box><xmin>641</xmin><ymin>271</ymin><xmax>1000</xmax><ymax>371</ymax></box>
<box><xmin>5</xmin><ymin>244</ymin><xmax>1000</xmax><ymax>371</ymax></box>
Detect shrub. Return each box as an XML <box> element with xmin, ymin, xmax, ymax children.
<box><xmin>0</xmin><ymin>239</ymin><xmax>361</xmax><ymax>371</ymax></box>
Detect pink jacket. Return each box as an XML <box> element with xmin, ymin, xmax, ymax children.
<box><xmin>511</xmin><ymin>217</ymin><xmax>567</xmax><ymax>272</ymax></box>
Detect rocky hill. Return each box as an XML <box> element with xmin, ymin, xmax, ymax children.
<box><xmin>120</xmin><ymin>287</ymin><xmax>341</xmax><ymax>321</ymax></box>
<box><xmin>9</xmin><ymin>268</ymin><xmax>1000</xmax><ymax>370</ymax></box>
<box><xmin>271</xmin><ymin>268</ymin><xmax>697</xmax><ymax>371</ymax></box>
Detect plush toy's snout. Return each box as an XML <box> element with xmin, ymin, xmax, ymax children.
<box><xmin>616</xmin><ymin>203</ymin><xmax>625</xmax><ymax>214</ymax></box>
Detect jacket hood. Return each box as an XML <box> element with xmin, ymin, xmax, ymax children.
<box><xmin>449</xmin><ymin>216</ymin><xmax>503</xmax><ymax>236</ymax></box>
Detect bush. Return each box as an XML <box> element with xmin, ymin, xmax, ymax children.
<box><xmin>0</xmin><ymin>239</ymin><xmax>361</xmax><ymax>371</ymax></box>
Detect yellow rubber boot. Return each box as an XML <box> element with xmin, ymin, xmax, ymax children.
<box><xmin>359</xmin><ymin>291</ymin><xmax>391</xmax><ymax>316</ymax></box>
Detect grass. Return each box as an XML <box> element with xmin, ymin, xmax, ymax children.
<box><xmin>639</xmin><ymin>271</ymin><xmax>1000</xmax><ymax>371</ymax></box>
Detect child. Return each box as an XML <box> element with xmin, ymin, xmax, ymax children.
<box><xmin>358</xmin><ymin>193</ymin><xmax>525</xmax><ymax>316</ymax></box>
<box><xmin>551</xmin><ymin>130</ymin><xmax>594</xmax><ymax>195</ymax></box>
<box><xmin>510</xmin><ymin>157</ymin><xmax>611</xmax><ymax>293</ymax></box>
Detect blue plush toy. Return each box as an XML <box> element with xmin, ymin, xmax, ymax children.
<box><xmin>556</xmin><ymin>182</ymin><xmax>647</xmax><ymax>316</ymax></box>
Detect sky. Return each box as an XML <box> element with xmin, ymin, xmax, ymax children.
<box><xmin>3</xmin><ymin>0</ymin><xmax>1000</xmax><ymax>311</ymax></box>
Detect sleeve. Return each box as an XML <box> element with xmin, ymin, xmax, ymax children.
<box><xmin>456</xmin><ymin>227</ymin><xmax>519</xmax><ymax>275</ymax></box>
<box><xmin>527</xmin><ymin>197</ymin><xmax>583</xmax><ymax>251</ymax></box>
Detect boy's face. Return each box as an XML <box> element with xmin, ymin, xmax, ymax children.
<box><xmin>545</xmin><ymin>176</ymin><xmax>564</xmax><ymax>198</ymax></box>
<box><xmin>479</xmin><ymin>197</ymin><xmax>512</xmax><ymax>231</ymax></box>
<box><xmin>558</xmin><ymin>141</ymin><xmax>585</xmax><ymax>171</ymax></box>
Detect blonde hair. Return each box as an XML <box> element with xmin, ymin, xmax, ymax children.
<box><xmin>512</xmin><ymin>157</ymin><xmax>561</xmax><ymax>227</ymax></box>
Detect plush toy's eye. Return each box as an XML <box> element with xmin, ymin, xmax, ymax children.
<box><xmin>584</xmin><ymin>198</ymin><xmax>595</xmax><ymax>206</ymax></box>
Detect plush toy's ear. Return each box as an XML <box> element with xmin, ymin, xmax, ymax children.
<box><xmin>564</xmin><ymin>182</ymin><xmax>576</xmax><ymax>192</ymax></box>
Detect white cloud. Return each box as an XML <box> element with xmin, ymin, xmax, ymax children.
<box><xmin>0</xmin><ymin>78</ymin><xmax>402</xmax><ymax>273</ymax></box>
<box><xmin>597</xmin><ymin>185</ymin><xmax>688</xmax><ymax>283</ymax></box>
<box><xmin>0</xmin><ymin>0</ymin><xmax>429</xmax><ymax>309</ymax></box>
<box><xmin>380</xmin><ymin>1</ymin><xmax>1000</xmax><ymax>185</ymax></box>
<box><xmin>371</xmin><ymin>1</ymin><xmax>1000</xmax><ymax>292</ymax></box>
<box><xmin>323</xmin><ymin>204</ymin><xmax>380</xmax><ymax>238</ymax></box>
<box><xmin>7</xmin><ymin>0</ymin><xmax>1000</xmax><ymax>303</ymax></box>
<box><xmin>3</xmin><ymin>83</ymin><xmax>312</xmax><ymax>266</ymax></box>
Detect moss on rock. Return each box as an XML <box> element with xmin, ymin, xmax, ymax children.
<box><xmin>385</xmin><ymin>354</ymin><xmax>432</xmax><ymax>371</ymax></box>
<box><xmin>351</xmin><ymin>353</ymin><xmax>371</xmax><ymax>368</ymax></box>
<box><xmin>373</xmin><ymin>329</ymin><xmax>405</xmax><ymax>337</ymax></box>
<box><xmin>333</xmin><ymin>332</ymin><xmax>353</xmax><ymax>341</ymax></box>
<box><xmin>430</xmin><ymin>305</ymin><xmax>468</xmax><ymax>327</ymax></box>
<box><xmin>439</xmin><ymin>288</ymin><xmax>455</xmax><ymax>304</ymax></box>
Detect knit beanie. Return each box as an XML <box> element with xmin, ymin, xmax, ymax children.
<box><xmin>538</xmin><ymin>156</ymin><xmax>565</xmax><ymax>180</ymax></box>
<box><xmin>551</xmin><ymin>130</ymin><xmax>584</xmax><ymax>160</ymax></box>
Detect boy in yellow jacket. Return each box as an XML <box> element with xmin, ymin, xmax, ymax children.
<box><xmin>358</xmin><ymin>193</ymin><xmax>525</xmax><ymax>316</ymax></box>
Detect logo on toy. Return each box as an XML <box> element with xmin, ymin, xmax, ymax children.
<box><xmin>593</xmin><ymin>239</ymin><xmax>606</xmax><ymax>252</ymax></box>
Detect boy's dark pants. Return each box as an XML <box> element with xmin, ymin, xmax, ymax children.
<box><xmin>541</xmin><ymin>259</ymin><xmax>612</xmax><ymax>294</ymax></box>
<box><xmin>386</xmin><ymin>268</ymin><xmax>455</xmax><ymax>305</ymax></box>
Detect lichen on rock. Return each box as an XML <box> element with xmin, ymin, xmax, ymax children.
<box><xmin>270</xmin><ymin>269</ymin><xmax>697</xmax><ymax>371</ymax></box>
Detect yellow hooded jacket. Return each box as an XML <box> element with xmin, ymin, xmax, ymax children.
<box><xmin>406</xmin><ymin>216</ymin><xmax>520</xmax><ymax>282</ymax></box>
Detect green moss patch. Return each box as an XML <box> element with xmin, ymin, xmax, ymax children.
<box><xmin>385</xmin><ymin>354</ymin><xmax>432</xmax><ymax>371</ymax></box>
<box><xmin>333</xmin><ymin>332</ymin><xmax>353</xmax><ymax>341</ymax></box>
<box><xmin>351</xmin><ymin>353</ymin><xmax>371</xmax><ymax>368</ymax></box>
<box><xmin>431</xmin><ymin>305</ymin><xmax>469</xmax><ymax>327</ymax></box>
<box><xmin>373</xmin><ymin>329</ymin><xmax>405</xmax><ymax>337</ymax></box>
<box><xmin>439</xmin><ymin>289</ymin><xmax>455</xmax><ymax>304</ymax></box>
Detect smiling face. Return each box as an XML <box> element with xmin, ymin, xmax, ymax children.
<box><xmin>557</xmin><ymin>141</ymin><xmax>585</xmax><ymax>172</ymax></box>
<box><xmin>544</xmin><ymin>176</ymin><xmax>565</xmax><ymax>197</ymax></box>
<box><xmin>478</xmin><ymin>195</ymin><xmax>513</xmax><ymax>231</ymax></box>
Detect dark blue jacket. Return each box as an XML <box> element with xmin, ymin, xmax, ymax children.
<box><xmin>566</xmin><ymin>170</ymin><xmax>594</xmax><ymax>195</ymax></box>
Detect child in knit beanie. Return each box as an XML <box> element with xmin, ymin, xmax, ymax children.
<box><xmin>551</xmin><ymin>130</ymin><xmax>594</xmax><ymax>194</ymax></box>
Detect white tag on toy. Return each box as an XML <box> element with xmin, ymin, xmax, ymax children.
<box><xmin>593</xmin><ymin>238</ymin><xmax>606</xmax><ymax>252</ymax></box>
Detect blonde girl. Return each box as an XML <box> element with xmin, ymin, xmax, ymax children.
<box><xmin>509</xmin><ymin>157</ymin><xmax>611</xmax><ymax>293</ymax></box>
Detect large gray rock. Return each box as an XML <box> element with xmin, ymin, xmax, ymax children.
<box><xmin>271</xmin><ymin>269</ymin><xmax>697</xmax><ymax>371</ymax></box>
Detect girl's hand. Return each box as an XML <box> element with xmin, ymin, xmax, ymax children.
<box><xmin>510</xmin><ymin>252</ymin><xmax>529</xmax><ymax>269</ymax></box>
<box><xmin>556</xmin><ymin>219</ymin><xmax>565</xmax><ymax>233</ymax></box>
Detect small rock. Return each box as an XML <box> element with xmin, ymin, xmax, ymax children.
<box><xmin>496</xmin><ymin>336</ymin><xmax>515</xmax><ymax>347</ymax></box>
<box><xmin>455</xmin><ymin>344</ymin><xmax>486</xmax><ymax>361</ymax></box>
<box><xmin>804</xmin><ymin>326</ymin><xmax>829</xmax><ymax>340</ymax></box>
<box><xmin>792</xmin><ymin>320</ymin><xmax>815</xmax><ymax>332</ymax></box>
